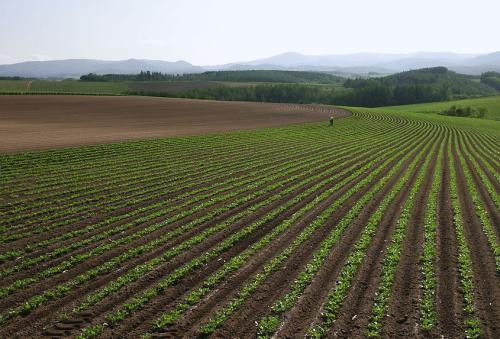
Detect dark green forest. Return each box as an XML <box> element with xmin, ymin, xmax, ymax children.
<box><xmin>81</xmin><ymin>70</ymin><xmax>343</xmax><ymax>84</ymax></box>
<box><xmin>480</xmin><ymin>71</ymin><xmax>500</xmax><ymax>91</ymax></box>
<box><xmin>127</xmin><ymin>67</ymin><xmax>497</xmax><ymax>107</ymax></box>
<box><xmin>341</xmin><ymin>67</ymin><xmax>497</xmax><ymax>106</ymax></box>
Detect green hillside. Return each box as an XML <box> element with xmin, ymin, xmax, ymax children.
<box><xmin>481</xmin><ymin>71</ymin><xmax>500</xmax><ymax>90</ymax></box>
<box><xmin>340</xmin><ymin>67</ymin><xmax>497</xmax><ymax>107</ymax></box>
<box><xmin>367</xmin><ymin>95</ymin><xmax>500</xmax><ymax>121</ymax></box>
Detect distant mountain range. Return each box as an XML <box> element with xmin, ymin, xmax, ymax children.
<box><xmin>218</xmin><ymin>52</ymin><xmax>500</xmax><ymax>75</ymax></box>
<box><xmin>0</xmin><ymin>59</ymin><xmax>203</xmax><ymax>78</ymax></box>
<box><xmin>1</xmin><ymin>51</ymin><xmax>499</xmax><ymax>78</ymax></box>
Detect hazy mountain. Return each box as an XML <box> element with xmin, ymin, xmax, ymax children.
<box><xmin>1</xmin><ymin>52</ymin><xmax>499</xmax><ymax>78</ymax></box>
<box><xmin>219</xmin><ymin>51</ymin><xmax>499</xmax><ymax>75</ymax></box>
<box><xmin>0</xmin><ymin>59</ymin><xmax>203</xmax><ymax>78</ymax></box>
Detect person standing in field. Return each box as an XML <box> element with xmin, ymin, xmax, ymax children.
<box><xmin>329</xmin><ymin>115</ymin><xmax>334</xmax><ymax>126</ymax></box>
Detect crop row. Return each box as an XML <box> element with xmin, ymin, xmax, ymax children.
<box><xmin>75</xmin><ymin>117</ymin><xmax>434</xmax><ymax>334</ymax></box>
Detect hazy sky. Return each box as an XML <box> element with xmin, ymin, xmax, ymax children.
<box><xmin>1</xmin><ymin>0</ymin><xmax>499</xmax><ymax>65</ymax></box>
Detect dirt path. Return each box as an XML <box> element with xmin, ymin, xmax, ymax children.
<box><xmin>0</xmin><ymin>95</ymin><xmax>349</xmax><ymax>153</ymax></box>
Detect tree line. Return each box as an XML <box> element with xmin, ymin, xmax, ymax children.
<box><xmin>480</xmin><ymin>71</ymin><xmax>500</xmax><ymax>91</ymax></box>
<box><xmin>80</xmin><ymin>70</ymin><xmax>343</xmax><ymax>84</ymax></box>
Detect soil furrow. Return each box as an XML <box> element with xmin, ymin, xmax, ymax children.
<box><xmin>316</xmin><ymin>132</ymin><xmax>441</xmax><ymax>339</ymax></box>
<box><xmin>194</xmin><ymin>132</ymin><xmax>432</xmax><ymax>338</ymax></box>
<box><xmin>2</xmin><ymin>144</ymin><xmax>368</xmax><ymax>337</ymax></box>
<box><xmin>435</xmin><ymin>136</ymin><xmax>464</xmax><ymax>338</ymax></box>
<box><xmin>451</xmin><ymin>137</ymin><xmax>500</xmax><ymax>338</ymax></box>
<box><xmin>457</xmin><ymin>132</ymin><xmax>500</xmax><ymax>236</ymax></box>
<box><xmin>111</xmin><ymin>142</ymin><xmax>406</xmax><ymax>338</ymax></box>
<box><xmin>382</xmin><ymin>132</ymin><xmax>439</xmax><ymax>338</ymax></box>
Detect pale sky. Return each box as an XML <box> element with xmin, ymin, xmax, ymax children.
<box><xmin>0</xmin><ymin>0</ymin><xmax>499</xmax><ymax>65</ymax></box>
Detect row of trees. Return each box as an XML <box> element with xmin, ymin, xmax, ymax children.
<box><xmin>480</xmin><ymin>71</ymin><xmax>500</xmax><ymax>91</ymax></box>
<box><xmin>80</xmin><ymin>70</ymin><xmax>344</xmax><ymax>84</ymax></box>
<box><xmin>334</xmin><ymin>83</ymin><xmax>451</xmax><ymax>107</ymax></box>
<box><xmin>128</xmin><ymin>83</ymin><xmax>340</xmax><ymax>104</ymax></box>
<box><xmin>80</xmin><ymin>71</ymin><xmax>173</xmax><ymax>82</ymax></box>
<box><xmin>126</xmin><ymin>79</ymin><xmax>490</xmax><ymax>108</ymax></box>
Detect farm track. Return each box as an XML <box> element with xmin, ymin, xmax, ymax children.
<box><xmin>0</xmin><ymin>105</ymin><xmax>499</xmax><ymax>338</ymax></box>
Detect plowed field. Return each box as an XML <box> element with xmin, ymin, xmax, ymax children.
<box><xmin>0</xmin><ymin>95</ymin><xmax>345</xmax><ymax>153</ymax></box>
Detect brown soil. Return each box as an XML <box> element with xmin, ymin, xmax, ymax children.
<box><xmin>451</xmin><ymin>140</ymin><xmax>500</xmax><ymax>338</ymax></box>
<box><xmin>382</xmin><ymin>132</ymin><xmax>440</xmax><ymax>338</ymax></box>
<box><xmin>0</xmin><ymin>95</ymin><xmax>348</xmax><ymax>153</ymax></box>
<box><xmin>435</xmin><ymin>137</ymin><xmax>464</xmax><ymax>338</ymax></box>
<box><xmin>319</xmin><ymin>132</ymin><xmax>441</xmax><ymax>339</ymax></box>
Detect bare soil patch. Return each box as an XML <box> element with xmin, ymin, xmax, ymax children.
<box><xmin>0</xmin><ymin>95</ymin><xmax>347</xmax><ymax>153</ymax></box>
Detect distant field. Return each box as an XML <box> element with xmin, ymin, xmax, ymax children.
<box><xmin>376</xmin><ymin>95</ymin><xmax>500</xmax><ymax>120</ymax></box>
<box><xmin>127</xmin><ymin>81</ymin><xmax>253</xmax><ymax>94</ymax></box>
<box><xmin>0</xmin><ymin>80</ymin><xmax>127</xmax><ymax>94</ymax></box>
<box><xmin>0</xmin><ymin>79</ymin><xmax>342</xmax><ymax>96</ymax></box>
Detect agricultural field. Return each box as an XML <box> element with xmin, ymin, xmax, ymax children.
<box><xmin>378</xmin><ymin>95</ymin><xmax>500</xmax><ymax>121</ymax></box>
<box><xmin>0</xmin><ymin>100</ymin><xmax>498</xmax><ymax>339</ymax></box>
<box><xmin>0</xmin><ymin>78</ymin><xmax>343</xmax><ymax>98</ymax></box>
<box><xmin>0</xmin><ymin>95</ymin><xmax>342</xmax><ymax>153</ymax></box>
<box><xmin>127</xmin><ymin>80</ymin><xmax>253</xmax><ymax>94</ymax></box>
<box><xmin>0</xmin><ymin>80</ymin><xmax>127</xmax><ymax>95</ymax></box>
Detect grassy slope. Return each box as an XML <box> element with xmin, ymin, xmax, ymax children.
<box><xmin>364</xmin><ymin>95</ymin><xmax>500</xmax><ymax>121</ymax></box>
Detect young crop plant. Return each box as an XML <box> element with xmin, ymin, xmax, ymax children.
<box><xmin>448</xmin><ymin>138</ymin><xmax>481</xmax><ymax>338</ymax></box>
<box><xmin>419</xmin><ymin>141</ymin><xmax>444</xmax><ymax>331</ymax></box>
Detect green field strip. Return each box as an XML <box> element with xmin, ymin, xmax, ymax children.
<box><xmin>194</xmin><ymin>126</ymin><xmax>436</xmax><ymax>336</ymax></box>
<box><xmin>0</xmin><ymin>123</ymin><xmax>386</xmax><ymax>255</ymax></box>
<box><xmin>0</xmin><ymin>121</ymin><xmax>376</xmax><ymax>226</ymax></box>
<box><xmin>148</xmin><ymin>126</ymin><xmax>429</xmax><ymax>334</ymax></box>
<box><xmin>0</xmin><ymin>135</ymin><xmax>377</xmax><ymax>278</ymax></box>
<box><xmin>257</xmin><ymin>129</ymin><xmax>439</xmax><ymax>338</ymax></box>
<box><xmin>453</xmin><ymin>132</ymin><xmax>500</xmax><ymax>270</ymax></box>
<box><xmin>0</xmin><ymin>133</ymin><xmax>341</xmax><ymax>234</ymax></box>
<box><xmin>0</xmin><ymin>122</ymin><xmax>404</xmax><ymax>322</ymax></box>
